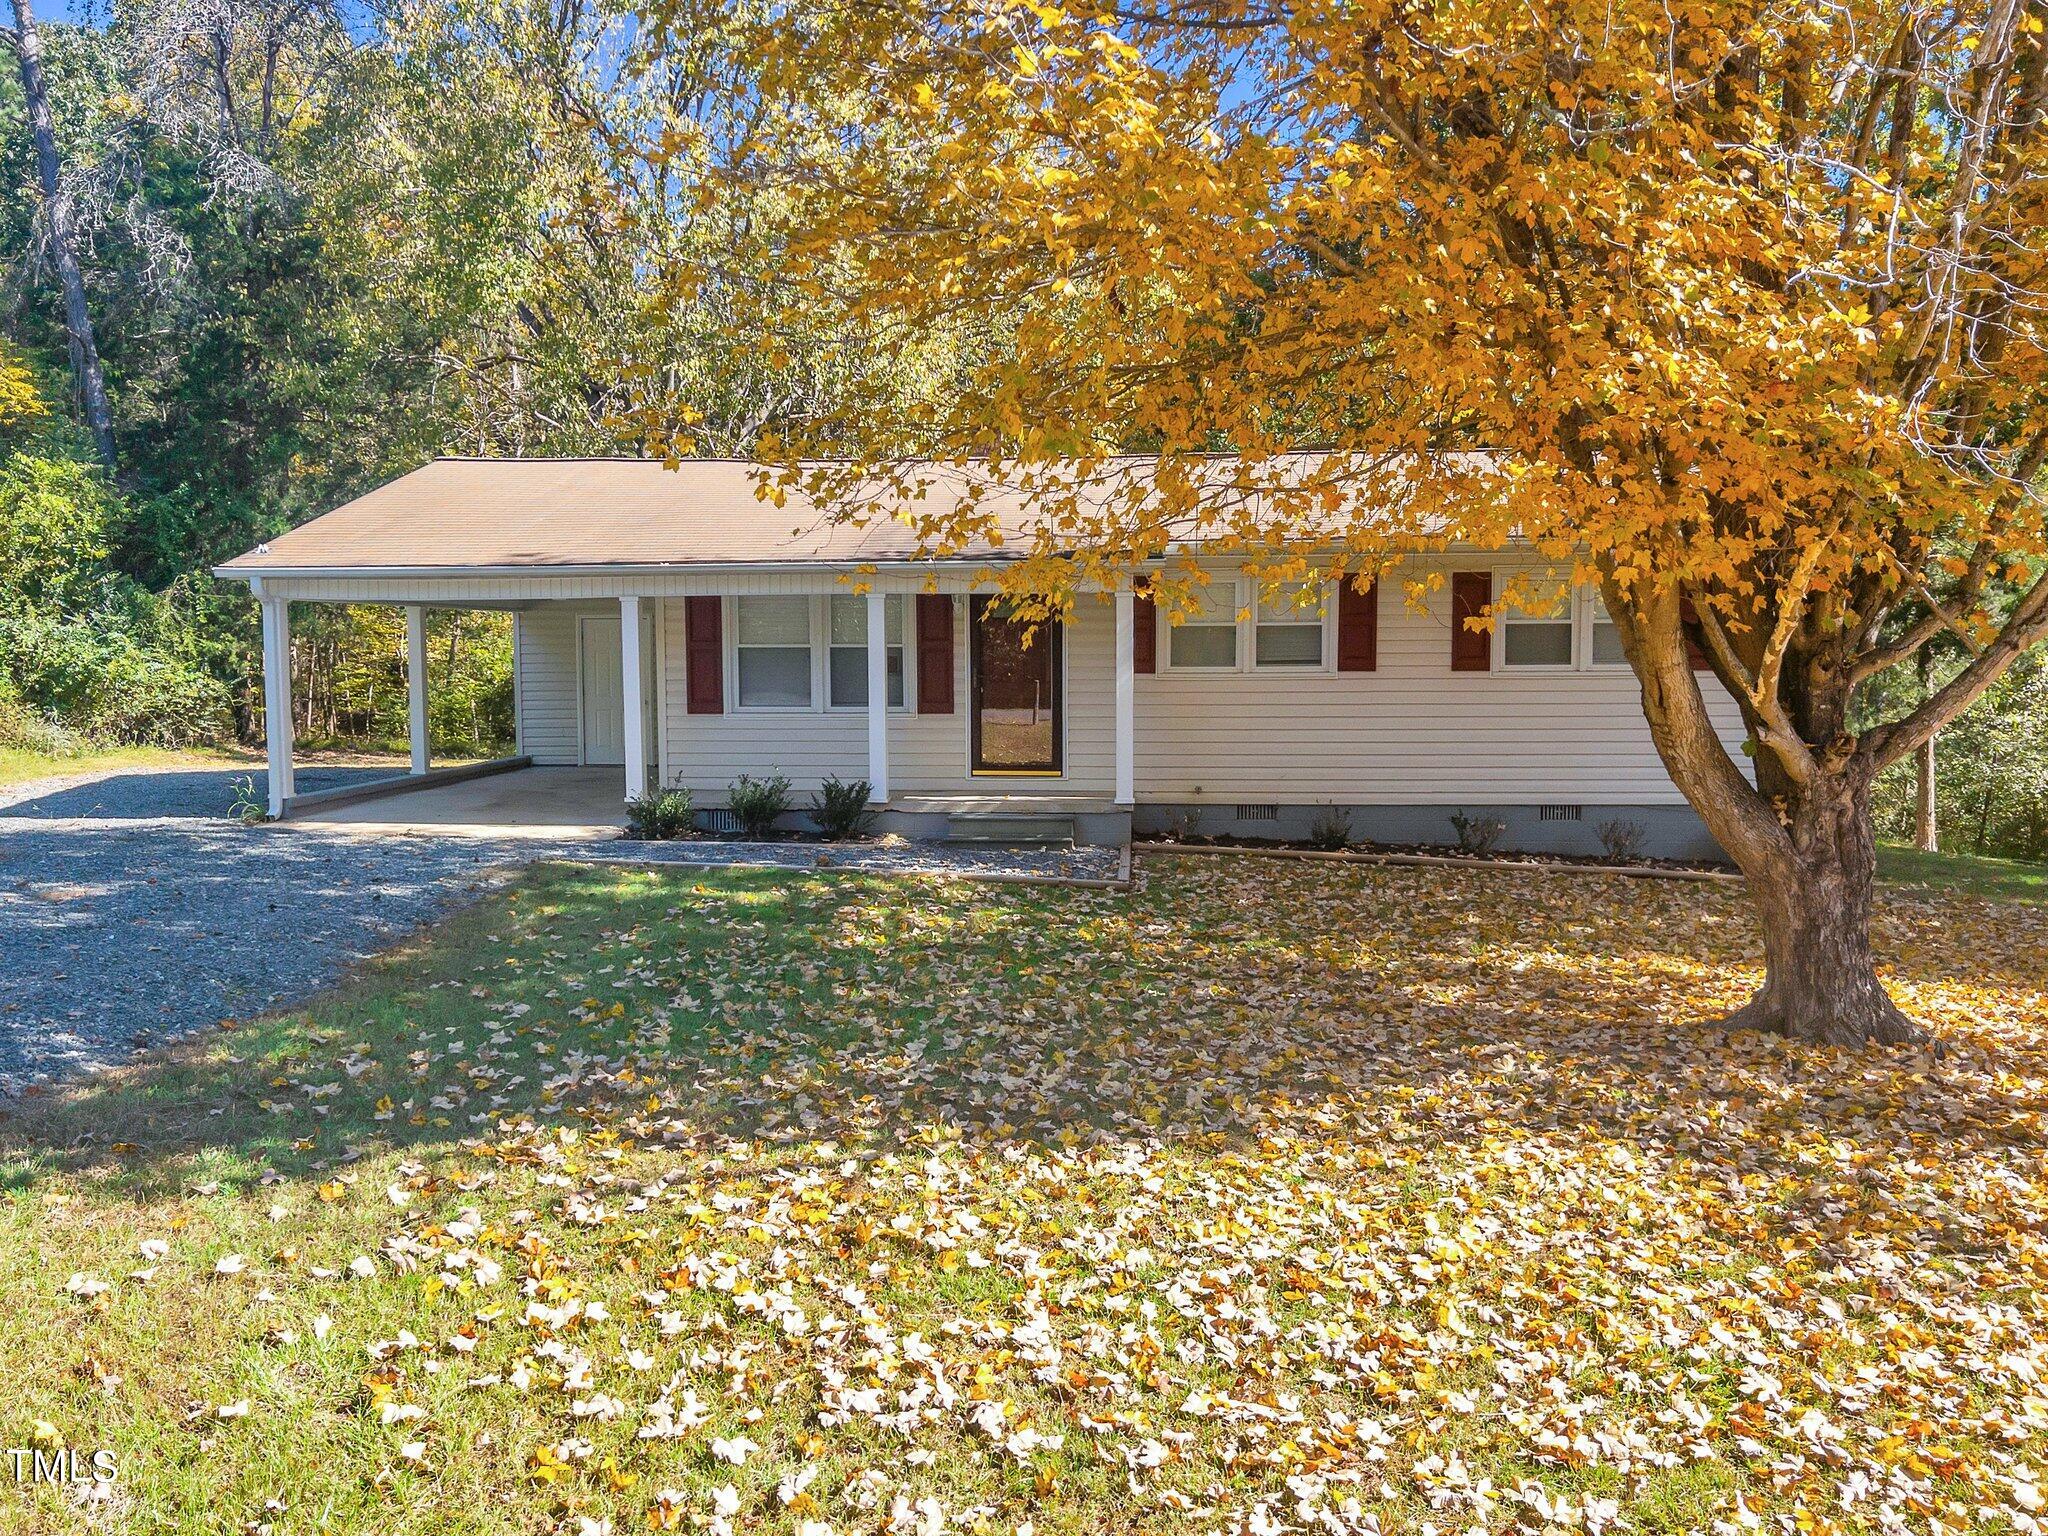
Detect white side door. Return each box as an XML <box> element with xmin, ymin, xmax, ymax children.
<box><xmin>578</xmin><ymin>616</ymin><xmax>625</xmax><ymax>766</ymax></box>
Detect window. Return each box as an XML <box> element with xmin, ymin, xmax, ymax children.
<box><xmin>1168</xmin><ymin>582</ymin><xmax>1239</xmax><ymax>668</ymax></box>
<box><xmin>1254</xmin><ymin>581</ymin><xmax>1325</xmax><ymax>667</ymax></box>
<box><xmin>734</xmin><ymin>595</ymin><xmax>812</xmax><ymax>707</ymax></box>
<box><xmin>828</xmin><ymin>594</ymin><xmax>906</xmax><ymax>708</ymax></box>
<box><xmin>1501</xmin><ymin>589</ymin><xmax>1575</xmax><ymax>667</ymax></box>
<box><xmin>1588</xmin><ymin>597</ymin><xmax>1627</xmax><ymax>666</ymax></box>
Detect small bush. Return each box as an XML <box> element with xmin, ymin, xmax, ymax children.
<box><xmin>624</xmin><ymin>787</ymin><xmax>693</xmax><ymax>840</ymax></box>
<box><xmin>0</xmin><ymin>687</ymin><xmax>82</xmax><ymax>755</ymax></box>
<box><xmin>727</xmin><ymin>772</ymin><xmax>793</xmax><ymax>838</ymax></box>
<box><xmin>1596</xmin><ymin>817</ymin><xmax>1649</xmax><ymax>862</ymax></box>
<box><xmin>1306</xmin><ymin>807</ymin><xmax>1353</xmax><ymax>850</ymax></box>
<box><xmin>810</xmin><ymin>776</ymin><xmax>875</xmax><ymax>841</ymax></box>
<box><xmin>1449</xmin><ymin>809</ymin><xmax>1507</xmax><ymax>855</ymax></box>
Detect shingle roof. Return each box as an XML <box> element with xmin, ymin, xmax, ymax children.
<box><xmin>216</xmin><ymin>453</ymin><xmax>1484</xmax><ymax>576</ymax></box>
<box><xmin>216</xmin><ymin>458</ymin><xmax>1054</xmax><ymax>573</ymax></box>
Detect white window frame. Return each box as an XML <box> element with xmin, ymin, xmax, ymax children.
<box><xmin>1579</xmin><ymin>587</ymin><xmax>1631</xmax><ymax>670</ymax></box>
<box><xmin>1250</xmin><ymin>579</ymin><xmax>1333</xmax><ymax>672</ymax></box>
<box><xmin>727</xmin><ymin>593</ymin><xmax>918</xmax><ymax>713</ymax></box>
<box><xmin>1485</xmin><ymin>579</ymin><xmax>1639</xmax><ymax>672</ymax></box>
<box><xmin>1492</xmin><ymin>581</ymin><xmax>1578</xmax><ymax>672</ymax></box>
<box><xmin>729</xmin><ymin>593</ymin><xmax>817</xmax><ymax>712</ymax></box>
<box><xmin>825</xmin><ymin>593</ymin><xmax>914</xmax><ymax>713</ymax></box>
<box><xmin>1160</xmin><ymin>578</ymin><xmax>1245</xmax><ymax>673</ymax></box>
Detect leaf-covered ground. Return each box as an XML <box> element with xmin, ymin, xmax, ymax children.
<box><xmin>2</xmin><ymin>856</ymin><xmax>2043</xmax><ymax>1536</ymax></box>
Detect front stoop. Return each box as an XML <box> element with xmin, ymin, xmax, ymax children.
<box><xmin>943</xmin><ymin>811</ymin><xmax>1078</xmax><ymax>847</ymax></box>
<box><xmin>874</xmin><ymin>797</ymin><xmax>1131</xmax><ymax>848</ymax></box>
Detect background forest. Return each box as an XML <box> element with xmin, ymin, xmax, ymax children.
<box><xmin>0</xmin><ymin>0</ymin><xmax>2041</xmax><ymax>856</ymax></box>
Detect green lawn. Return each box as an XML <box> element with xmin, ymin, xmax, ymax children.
<box><xmin>1877</xmin><ymin>841</ymin><xmax>2048</xmax><ymax>904</ymax></box>
<box><xmin>1</xmin><ymin>857</ymin><xmax>2042</xmax><ymax>1534</ymax></box>
<box><xmin>0</xmin><ymin>743</ymin><xmax>254</xmax><ymax>790</ymax></box>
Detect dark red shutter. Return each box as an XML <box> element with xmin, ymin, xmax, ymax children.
<box><xmin>916</xmin><ymin>594</ymin><xmax>955</xmax><ymax>713</ymax></box>
<box><xmin>1450</xmin><ymin>571</ymin><xmax>1492</xmax><ymax>672</ymax></box>
<box><xmin>685</xmin><ymin>596</ymin><xmax>723</xmax><ymax>714</ymax></box>
<box><xmin>1335</xmin><ymin>578</ymin><xmax>1378</xmax><ymax>672</ymax></box>
<box><xmin>1132</xmin><ymin>593</ymin><xmax>1157</xmax><ymax>674</ymax></box>
<box><xmin>1679</xmin><ymin>597</ymin><xmax>1711</xmax><ymax>671</ymax></box>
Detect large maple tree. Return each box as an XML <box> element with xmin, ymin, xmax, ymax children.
<box><xmin>623</xmin><ymin>0</ymin><xmax>2047</xmax><ymax>1044</ymax></box>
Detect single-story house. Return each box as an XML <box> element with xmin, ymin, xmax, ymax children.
<box><xmin>216</xmin><ymin>457</ymin><xmax>1748</xmax><ymax>857</ymax></box>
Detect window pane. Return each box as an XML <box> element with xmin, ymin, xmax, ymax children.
<box><xmin>829</xmin><ymin>645</ymin><xmax>866</xmax><ymax>706</ymax></box>
<box><xmin>1255</xmin><ymin>624</ymin><xmax>1323</xmax><ymax>665</ymax></box>
<box><xmin>1256</xmin><ymin>581</ymin><xmax>1319</xmax><ymax>620</ymax></box>
<box><xmin>830</xmin><ymin>645</ymin><xmax>907</xmax><ymax>707</ymax></box>
<box><xmin>1172</xmin><ymin>623</ymin><xmax>1237</xmax><ymax>668</ymax></box>
<box><xmin>829</xmin><ymin>594</ymin><xmax>904</xmax><ymax>646</ymax></box>
<box><xmin>1591</xmin><ymin>621</ymin><xmax>1627</xmax><ymax>666</ymax></box>
<box><xmin>738</xmin><ymin>645</ymin><xmax>811</xmax><ymax>706</ymax></box>
<box><xmin>1504</xmin><ymin>622</ymin><xmax>1573</xmax><ymax>666</ymax></box>
<box><xmin>829</xmin><ymin>596</ymin><xmax>864</xmax><ymax>645</ymax></box>
<box><xmin>737</xmin><ymin>595</ymin><xmax>810</xmax><ymax>646</ymax></box>
<box><xmin>1186</xmin><ymin>583</ymin><xmax>1237</xmax><ymax>625</ymax></box>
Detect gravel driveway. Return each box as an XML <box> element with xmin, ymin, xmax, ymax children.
<box><xmin>0</xmin><ymin>766</ymin><xmax>1121</xmax><ymax>1094</ymax></box>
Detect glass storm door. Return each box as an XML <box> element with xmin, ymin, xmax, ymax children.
<box><xmin>969</xmin><ymin>596</ymin><xmax>1063</xmax><ymax>775</ymax></box>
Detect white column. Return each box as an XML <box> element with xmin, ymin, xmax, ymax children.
<box><xmin>405</xmin><ymin>605</ymin><xmax>430</xmax><ymax>775</ymax></box>
<box><xmin>260</xmin><ymin>597</ymin><xmax>295</xmax><ymax>817</ymax></box>
<box><xmin>620</xmin><ymin>595</ymin><xmax>647</xmax><ymax>801</ymax></box>
<box><xmin>1114</xmin><ymin>589</ymin><xmax>1135</xmax><ymax>807</ymax></box>
<box><xmin>866</xmin><ymin>590</ymin><xmax>890</xmax><ymax>803</ymax></box>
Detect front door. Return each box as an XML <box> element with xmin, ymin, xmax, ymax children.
<box><xmin>579</xmin><ymin>616</ymin><xmax>625</xmax><ymax>765</ymax></box>
<box><xmin>970</xmin><ymin>596</ymin><xmax>1063</xmax><ymax>775</ymax></box>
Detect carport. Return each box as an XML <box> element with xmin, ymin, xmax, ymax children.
<box><xmin>241</xmin><ymin>590</ymin><xmax>657</xmax><ymax>824</ymax></box>
<box><xmin>289</xmin><ymin>764</ymin><xmax>630</xmax><ymax>838</ymax></box>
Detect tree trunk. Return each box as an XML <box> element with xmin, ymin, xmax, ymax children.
<box><xmin>1716</xmin><ymin>776</ymin><xmax>1923</xmax><ymax>1047</ymax></box>
<box><xmin>1610</xmin><ymin>586</ymin><xmax>1924</xmax><ymax>1049</ymax></box>
<box><xmin>1914</xmin><ymin>648</ymin><xmax>1938</xmax><ymax>852</ymax></box>
<box><xmin>1914</xmin><ymin>737</ymin><xmax>1938</xmax><ymax>851</ymax></box>
<box><xmin>7</xmin><ymin>0</ymin><xmax>116</xmax><ymax>468</ymax></box>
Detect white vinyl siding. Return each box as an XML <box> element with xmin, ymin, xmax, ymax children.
<box><xmin>1133</xmin><ymin>556</ymin><xmax>1750</xmax><ymax>804</ymax></box>
<box><xmin>447</xmin><ymin>566</ymin><xmax>1752</xmax><ymax>807</ymax></box>
<box><xmin>513</xmin><ymin>602</ymin><xmax>619</xmax><ymax>765</ymax></box>
<box><xmin>657</xmin><ymin>597</ymin><xmax>1115</xmax><ymax>801</ymax></box>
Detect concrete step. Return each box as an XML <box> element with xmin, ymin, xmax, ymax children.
<box><xmin>944</xmin><ymin>812</ymin><xmax>1077</xmax><ymax>847</ymax></box>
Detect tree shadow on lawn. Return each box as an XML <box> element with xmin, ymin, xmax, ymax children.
<box><xmin>0</xmin><ymin>766</ymin><xmax>390</xmax><ymax>821</ymax></box>
<box><xmin>1</xmin><ymin>856</ymin><xmax>2041</xmax><ymax>1259</ymax></box>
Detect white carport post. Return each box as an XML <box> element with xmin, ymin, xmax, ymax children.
<box><xmin>620</xmin><ymin>594</ymin><xmax>647</xmax><ymax>802</ymax></box>
<box><xmin>1114</xmin><ymin>588</ymin><xmax>1135</xmax><ymax>807</ymax></box>
<box><xmin>405</xmin><ymin>605</ymin><xmax>430</xmax><ymax>776</ymax></box>
<box><xmin>259</xmin><ymin>594</ymin><xmax>295</xmax><ymax>817</ymax></box>
<box><xmin>866</xmin><ymin>590</ymin><xmax>890</xmax><ymax>803</ymax></box>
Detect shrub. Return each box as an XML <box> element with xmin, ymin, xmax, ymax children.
<box><xmin>1448</xmin><ymin>809</ymin><xmax>1507</xmax><ymax>855</ymax></box>
<box><xmin>625</xmin><ymin>787</ymin><xmax>693</xmax><ymax>840</ymax></box>
<box><xmin>0</xmin><ymin>685</ymin><xmax>82</xmax><ymax>755</ymax></box>
<box><xmin>809</xmin><ymin>776</ymin><xmax>875</xmax><ymax>840</ymax></box>
<box><xmin>727</xmin><ymin>773</ymin><xmax>793</xmax><ymax>838</ymax></box>
<box><xmin>1306</xmin><ymin>806</ymin><xmax>1352</xmax><ymax>850</ymax></box>
<box><xmin>1595</xmin><ymin>817</ymin><xmax>1649</xmax><ymax>862</ymax></box>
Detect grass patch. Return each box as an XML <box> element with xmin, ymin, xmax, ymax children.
<box><xmin>1877</xmin><ymin>840</ymin><xmax>2048</xmax><ymax>904</ymax></box>
<box><xmin>0</xmin><ymin>743</ymin><xmax>252</xmax><ymax>790</ymax></box>
<box><xmin>0</xmin><ymin>856</ymin><xmax>2040</xmax><ymax>1533</ymax></box>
